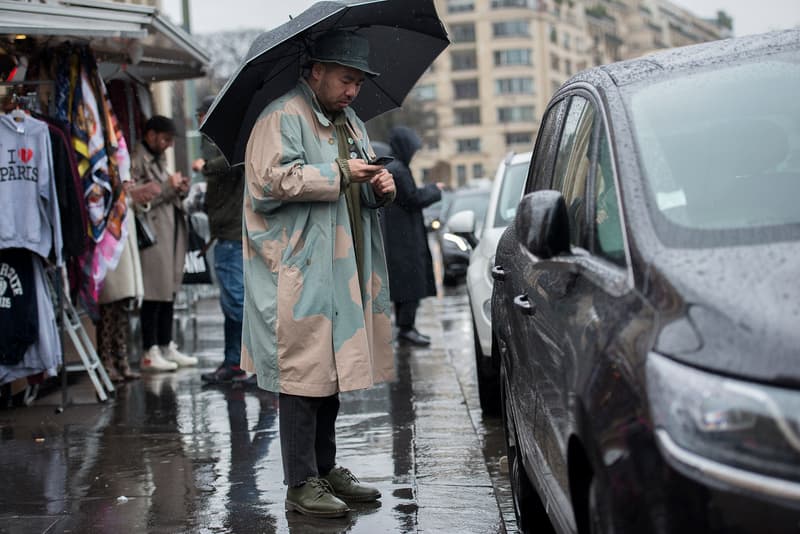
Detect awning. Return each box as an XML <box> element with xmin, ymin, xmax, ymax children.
<box><xmin>0</xmin><ymin>0</ymin><xmax>210</xmax><ymax>81</ymax></box>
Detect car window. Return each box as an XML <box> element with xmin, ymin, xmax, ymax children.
<box><xmin>553</xmin><ymin>95</ymin><xmax>595</xmax><ymax>248</ymax></box>
<box><xmin>493</xmin><ymin>161</ymin><xmax>528</xmax><ymax>227</ymax></box>
<box><xmin>526</xmin><ymin>98</ymin><xmax>567</xmax><ymax>194</ymax></box>
<box><xmin>593</xmin><ymin>131</ymin><xmax>626</xmax><ymax>266</ymax></box>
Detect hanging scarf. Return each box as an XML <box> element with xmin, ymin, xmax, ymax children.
<box><xmin>55</xmin><ymin>44</ymin><xmax>129</xmax><ymax>316</ymax></box>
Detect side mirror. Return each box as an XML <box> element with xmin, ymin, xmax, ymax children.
<box><xmin>447</xmin><ymin>210</ymin><xmax>478</xmax><ymax>247</ymax></box>
<box><xmin>515</xmin><ymin>190</ymin><xmax>570</xmax><ymax>259</ymax></box>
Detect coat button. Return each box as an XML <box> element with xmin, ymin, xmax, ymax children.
<box><xmin>328</xmin><ymin>138</ymin><xmax>335</xmax><ymax>145</ymax></box>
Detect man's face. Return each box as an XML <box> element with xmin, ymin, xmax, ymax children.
<box><xmin>145</xmin><ymin>130</ymin><xmax>175</xmax><ymax>155</ymax></box>
<box><xmin>312</xmin><ymin>63</ymin><xmax>366</xmax><ymax>112</ymax></box>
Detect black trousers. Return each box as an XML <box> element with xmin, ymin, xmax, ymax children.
<box><xmin>394</xmin><ymin>300</ymin><xmax>419</xmax><ymax>331</ymax></box>
<box><xmin>279</xmin><ymin>392</ymin><xmax>339</xmax><ymax>487</ymax></box>
<box><xmin>140</xmin><ymin>299</ymin><xmax>174</xmax><ymax>350</ymax></box>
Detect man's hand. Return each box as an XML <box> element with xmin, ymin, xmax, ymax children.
<box><xmin>170</xmin><ymin>172</ymin><xmax>191</xmax><ymax>193</ymax></box>
<box><xmin>370</xmin><ymin>169</ymin><xmax>395</xmax><ymax>197</ymax></box>
<box><xmin>347</xmin><ymin>158</ymin><xmax>386</xmax><ymax>183</ymax></box>
<box><xmin>191</xmin><ymin>158</ymin><xmax>205</xmax><ymax>172</ymax></box>
<box><xmin>126</xmin><ymin>180</ymin><xmax>161</xmax><ymax>204</ymax></box>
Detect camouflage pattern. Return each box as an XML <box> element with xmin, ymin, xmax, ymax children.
<box><xmin>240</xmin><ymin>79</ymin><xmax>395</xmax><ymax>396</ymax></box>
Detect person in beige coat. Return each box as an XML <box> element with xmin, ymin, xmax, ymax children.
<box><xmin>129</xmin><ymin>115</ymin><xmax>197</xmax><ymax>372</ymax></box>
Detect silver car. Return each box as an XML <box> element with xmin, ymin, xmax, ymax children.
<box><xmin>450</xmin><ymin>151</ymin><xmax>530</xmax><ymax>414</ymax></box>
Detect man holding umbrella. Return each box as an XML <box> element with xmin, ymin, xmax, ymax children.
<box><xmin>241</xmin><ymin>30</ymin><xmax>396</xmax><ymax>518</ymax></box>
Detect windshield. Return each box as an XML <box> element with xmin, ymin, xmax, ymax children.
<box><xmin>493</xmin><ymin>161</ymin><xmax>529</xmax><ymax>228</ymax></box>
<box><xmin>447</xmin><ymin>191</ymin><xmax>490</xmax><ymax>230</ymax></box>
<box><xmin>627</xmin><ymin>50</ymin><xmax>800</xmax><ymax>245</ymax></box>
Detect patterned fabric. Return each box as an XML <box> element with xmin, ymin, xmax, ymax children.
<box><xmin>241</xmin><ymin>78</ymin><xmax>394</xmax><ymax>397</ymax></box>
<box><xmin>55</xmin><ymin>44</ymin><xmax>130</xmax><ymax>315</ymax></box>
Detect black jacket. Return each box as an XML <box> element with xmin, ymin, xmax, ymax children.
<box><xmin>382</xmin><ymin>127</ymin><xmax>441</xmax><ymax>303</ymax></box>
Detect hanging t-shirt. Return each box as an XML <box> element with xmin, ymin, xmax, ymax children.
<box><xmin>0</xmin><ymin>113</ymin><xmax>63</xmax><ymax>266</ymax></box>
<box><xmin>0</xmin><ymin>248</ymin><xmax>37</xmax><ymax>365</ymax></box>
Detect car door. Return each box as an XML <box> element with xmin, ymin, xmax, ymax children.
<box><xmin>500</xmin><ymin>98</ymin><xmax>565</xmax><ymax>400</ymax></box>
<box><xmin>516</xmin><ymin>90</ymin><xmax>642</xmax><ymax>518</ymax></box>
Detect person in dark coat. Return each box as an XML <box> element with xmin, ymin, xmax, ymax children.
<box><xmin>382</xmin><ymin>126</ymin><xmax>444</xmax><ymax>347</ymax></box>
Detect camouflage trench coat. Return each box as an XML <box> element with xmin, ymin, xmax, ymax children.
<box><xmin>240</xmin><ymin>79</ymin><xmax>395</xmax><ymax>397</ymax></box>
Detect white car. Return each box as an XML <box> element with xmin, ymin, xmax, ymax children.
<box><xmin>449</xmin><ymin>152</ymin><xmax>530</xmax><ymax>415</ymax></box>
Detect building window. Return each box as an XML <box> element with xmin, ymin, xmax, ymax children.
<box><xmin>456</xmin><ymin>138</ymin><xmax>481</xmax><ymax>153</ymax></box>
<box><xmin>492</xmin><ymin>20</ymin><xmax>530</xmax><ymax>37</ymax></box>
<box><xmin>413</xmin><ymin>84</ymin><xmax>437</xmax><ymax>101</ymax></box>
<box><xmin>450</xmin><ymin>22</ymin><xmax>476</xmax><ymax>43</ymax></box>
<box><xmin>550</xmin><ymin>53</ymin><xmax>560</xmax><ymax>71</ymax></box>
<box><xmin>456</xmin><ymin>164</ymin><xmax>468</xmax><ymax>186</ymax></box>
<box><xmin>549</xmin><ymin>24</ymin><xmax>557</xmax><ymax>43</ymax></box>
<box><xmin>505</xmin><ymin>132</ymin><xmax>533</xmax><ymax>145</ymax></box>
<box><xmin>453</xmin><ymin>79</ymin><xmax>479</xmax><ymax>99</ymax></box>
<box><xmin>495</xmin><ymin>77</ymin><xmax>534</xmax><ymax>95</ymax></box>
<box><xmin>497</xmin><ymin>105</ymin><xmax>535</xmax><ymax>123</ymax></box>
<box><xmin>454</xmin><ymin>107</ymin><xmax>481</xmax><ymax>125</ymax></box>
<box><xmin>422</xmin><ymin>113</ymin><xmax>439</xmax><ymax>129</ymax></box>
<box><xmin>491</xmin><ymin>0</ymin><xmax>532</xmax><ymax>7</ymax></box>
<box><xmin>447</xmin><ymin>0</ymin><xmax>474</xmax><ymax>13</ymax></box>
<box><xmin>472</xmin><ymin>163</ymin><xmax>485</xmax><ymax>178</ymax></box>
<box><xmin>493</xmin><ymin>48</ymin><xmax>532</xmax><ymax>66</ymax></box>
<box><xmin>425</xmin><ymin>136</ymin><xmax>439</xmax><ymax>150</ymax></box>
<box><xmin>562</xmin><ymin>32</ymin><xmax>571</xmax><ymax>50</ymax></box>
<box><xmin>565</xmin><ymin>59</ymin><xmax>572</xmax><ymax>76</ymax></box>
<box><xmin>452</xmin><ymin>49</ymin><xmax>478</xmax><ymax>71</ymax></box>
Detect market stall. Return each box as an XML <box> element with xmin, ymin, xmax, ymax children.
<box><xmin>0</xmin><ymin>0</ymin><xmax>209</xmax><ymax>406</ymax></box>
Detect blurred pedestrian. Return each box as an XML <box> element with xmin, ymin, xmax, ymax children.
<box><xmin>192</xmin><ymin>96</ymin><xmax>250</xmax><ymax>385</ymax></box>
<box><xmin>130</xmin><ymin>115</ymin><xmax>198</xmax><ymax>372</ymax></box>
<box><xmin>242</xmin><ymin>30</ymin><xmax>395</xmax><ymax>518</ymax></box>
<box><xmin>382</xmin><ymin>125</ymin><xmax>444</xmax><ymax>347</ymax></box>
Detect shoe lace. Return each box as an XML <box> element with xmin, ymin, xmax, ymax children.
<box><xmin>334</xmin><ymin>466</ymin><xmax>360</xmax><ymax>483</ymax></box>
<box><xmin>307</xmin><ymin>477</ymin><xmax>335</xmax><ymax>498</ymax></box>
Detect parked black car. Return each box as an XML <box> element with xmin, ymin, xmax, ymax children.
<box><xmin>491</xmin><ymin>30</ymin><xmax>800</xmax><ymax>534</ymax></box>
<box><xmin>436</xmin><ymin>186</ymin><xmax>490</xmax><ymax>285</ymax></box>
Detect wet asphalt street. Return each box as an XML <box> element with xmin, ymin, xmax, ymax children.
<box><xmin>0</xmin><ymin>278</ymin><xmax>520</xmax><ymax>533</ymax></box>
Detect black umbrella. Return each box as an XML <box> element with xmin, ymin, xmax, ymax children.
<box><xmin>199</xmin><ymin>0</ymin><xmax>449</xmax><ymax>166</ymax></box>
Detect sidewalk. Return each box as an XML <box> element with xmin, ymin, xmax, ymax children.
<box><xmin>0</xmin><ymin>294</ymin><xmax>504</xmax><ymax>533</ymax></box>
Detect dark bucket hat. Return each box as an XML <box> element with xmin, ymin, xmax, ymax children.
<box><xmin>309</xmin><ymin>30</ymin><xmax>379</xmax><ymax>77</ymax></box>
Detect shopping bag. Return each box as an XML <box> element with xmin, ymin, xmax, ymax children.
<box><xmin>183</xmin><ymin>215</ymin><xmax>212</xmax><ymax>284</ymax></box>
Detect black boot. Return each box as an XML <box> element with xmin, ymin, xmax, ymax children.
<box><xmin>397</xmin><ymin>328</ymin><xmax>431</xmax><ymax>347</ymax></box>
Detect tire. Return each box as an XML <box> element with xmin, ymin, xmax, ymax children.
<box><xmin>473</xmin><ymin>318</ymin><xmax>500</xmax><ymax>416</ymax></box>
<box><xmin>501</xmin><ymin>369</ymin><xmax>555</xmax><ymax>534</ymax></box>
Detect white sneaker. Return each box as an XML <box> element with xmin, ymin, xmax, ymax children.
<box><xmin>141</xmin><ymin>346</ymin><xmax>178</xmax><ymax>372</ymax></box>
<box><xmin>161</xmin><ymin>341</ymin><xmax>198</xmax><ymax>367</ymax></box>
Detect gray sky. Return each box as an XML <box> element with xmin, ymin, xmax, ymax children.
<box><xmin>163</xmin><ymin>0</ymin><xmax>800</xmax><ymax>36</ymax></box>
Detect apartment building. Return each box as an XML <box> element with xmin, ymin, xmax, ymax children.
<box><xmin>413</xmin><ymin>0</ymin><xmax>726</xmax><ymax>186</ymax></box>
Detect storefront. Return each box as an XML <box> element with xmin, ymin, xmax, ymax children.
<box><xmin>0</xmin><ymin>0</ymin><xmax>209</xmax><ymax>404</ymax></box>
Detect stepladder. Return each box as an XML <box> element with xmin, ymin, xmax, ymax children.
<box><xmin>49</xmin><ymin>271</ymin><xmax>115</xmax><ymax>405</ymax></box>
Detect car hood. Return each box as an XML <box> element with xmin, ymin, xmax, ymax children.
<box><xmin>649</xmin><ymin>240</ymin><xmax>800</xmax><ymax>386</ymax></box>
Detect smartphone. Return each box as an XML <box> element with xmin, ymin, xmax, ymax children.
<box><xmin>369</xmin><ymin>155</ymin><xmax>394</xmax><ymax>166</ymax></box>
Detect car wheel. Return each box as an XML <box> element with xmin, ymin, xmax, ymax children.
<box><xmin>501</xmin><ymin>367</ymin><xmax>555</xmax><ymax>534</ymax></box>
<box><xmin>473</xmin><ymin>317</ymin><xmax>500</xmax><ymax>416</ymax></box>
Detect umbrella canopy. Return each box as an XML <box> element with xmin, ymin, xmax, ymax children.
<box><xmin>199</xmin><ymin>0</ymin><xmax>449</xmax><ymax>166</ymax></box>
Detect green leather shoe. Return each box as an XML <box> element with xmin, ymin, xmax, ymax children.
<box><xmin>286</xmin><ymin>478</ymin><xmax>350</xmax><ymax>518</ymax></box>
<box><xmin>322</xmin><ymin>466</ymin><xmax>381</xmax><ymax>502</ymax></box>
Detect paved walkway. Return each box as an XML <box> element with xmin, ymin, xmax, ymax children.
<box><xmin>0</xmin><ymin>295</ymin><xmax>504</xmax><ymax>533</ymax></box>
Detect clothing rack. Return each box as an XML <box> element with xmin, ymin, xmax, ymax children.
<box><xmin>1</xmin><ymin>88</ymin><xmax>114</xmax><ymax>408</ymax></box>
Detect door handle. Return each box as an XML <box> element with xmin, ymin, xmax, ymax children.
<box><xmin>491</xmin><ymin>265</ymin><xmax>506</xmax><ymax>281</ymax></box>
<box><xmin>513</xmin><ymin>294</ymin><xmax>535</xmax><ymax>316</ymax></box>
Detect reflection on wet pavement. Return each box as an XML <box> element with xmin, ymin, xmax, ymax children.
<box><xmin>0</xmin><ymin>284</ymin><xmax>510</xmax><ymax>533</ymax></box>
